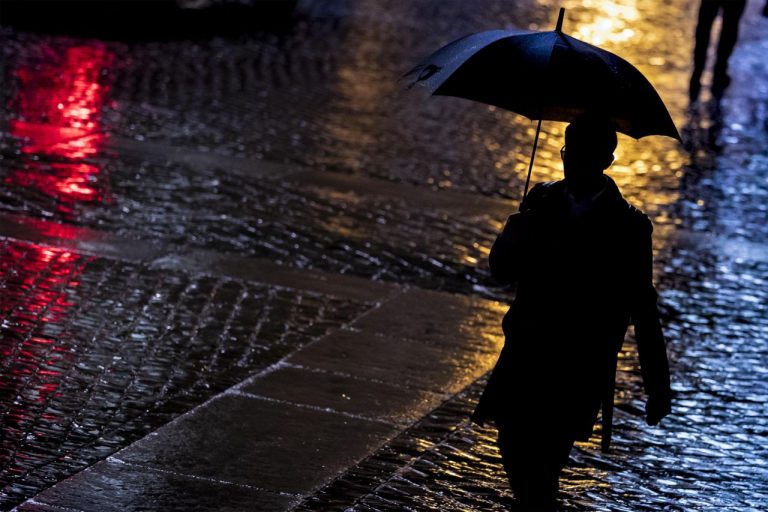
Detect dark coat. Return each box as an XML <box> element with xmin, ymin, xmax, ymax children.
<box><xmin>471</xmin><ymin>177</ymin><xmax>671</xmax><ymax>442</ymax></box>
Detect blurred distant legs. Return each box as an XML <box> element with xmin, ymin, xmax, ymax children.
<box><xmin>689</xmin><ymin>0</ymin><xmax>747</xmax><ymax>103</ymax></box>
<box><xmin>711</xmin><ymin>0</ymin><xmax>747</xmax><ymax>96</ymax></box>
<box><xmin>690</xmin><ymin>0</ymin><xmax>718</xmax><ymax>102</ymax></box>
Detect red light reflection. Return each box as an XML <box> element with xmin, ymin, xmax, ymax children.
<box><xmin>0</xmin><ymin>242</ymin><xmax>85</xmax><ymax>423</ymax></box>
<box><xmin>7</xmin><ymin>44</ymin><xmax>115</xmax><ymax>210</ymax></box>
<box><xmin>9</xmin><ymin>162</ymin><xmax>102</xmax><ymax>203</ymax></box>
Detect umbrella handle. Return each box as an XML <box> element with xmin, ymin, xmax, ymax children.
<box><xmin>521</xmin><ymin>116</ymin><xmax>543</xmax><ymax>206</ymax></box>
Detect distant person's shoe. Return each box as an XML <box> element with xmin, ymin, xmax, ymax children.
<box><xmin>763</xmin><ymin>0</ymin><xmax>768</xmax><ymax>16</ymax></box>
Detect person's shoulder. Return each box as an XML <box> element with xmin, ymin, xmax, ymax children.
<box><xmin>521</xmin><ymin>180</ymin><xmax>564</xmax><ymax>211</ymax></box>
<box><xmin>604</xmin><ymin>176</ymin><xmax>653</xmax><ymax>234</ymax></box>
<box><xmin>623</xmin><ymin>201</ymin><xmax>653</xmax><ymax>235</ymax></box>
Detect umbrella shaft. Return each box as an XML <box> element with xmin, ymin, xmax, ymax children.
<box><xmin>522</xmin><ymin>117</ymin><xmax>543</xmax><ymax>205</ymax></box>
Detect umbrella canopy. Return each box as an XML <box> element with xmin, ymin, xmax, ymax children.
<box><xmin>405</xmin><ymin>16</ymin><xmax>680</xmax><ymax>141</ymax></box>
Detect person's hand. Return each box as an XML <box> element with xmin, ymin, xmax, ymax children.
<box><xmin>646</xmin><ymin>393</ymin><xmax>672</xmax><ymax>426</ymax></box>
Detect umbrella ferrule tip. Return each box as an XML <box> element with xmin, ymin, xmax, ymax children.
<box><xmin>556</xmin><ymin>7</ymin><xmax>565</xmax><ymax>32</ymax></box>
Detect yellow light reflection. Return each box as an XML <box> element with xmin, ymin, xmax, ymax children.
<box><xmin>571</xmin><ymin>0</ymin><xmax>640</xmax><ymax>46</ymax></box>
<box><xmin>473</xmin><ymin>242</ymin><xmax>492</xmax><ymax>256</ymax></box>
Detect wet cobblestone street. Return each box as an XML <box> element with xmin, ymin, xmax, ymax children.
<box><xmin>1</xmin><ymin>0</ymin><xmax>767</xmax><ymax>509</ymax></box>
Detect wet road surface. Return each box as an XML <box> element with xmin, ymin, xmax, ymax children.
<box><xmin>1</xmin><ymin>0</ymin><xmax>767</xmax><ymax>509</ymax></box>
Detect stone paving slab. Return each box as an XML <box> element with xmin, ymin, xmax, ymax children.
<box><xmin>286</xmin><ymin>170</ymin><xmax>512</xmax><ymax>218</ymax></box>
<box><xmin>108</xmin><ymin>136</ymin><xmax>514</xmax><ymax>218</ymax></box>
<box><xmin>22</xmin><ymin>458</ymin><xmax>299</xmax><ymax>512</ymax></box>
<box><xmin>30</xmin><ymin>394</ymin><xmax>398</xmax><ymax>511</ymax></box>
<box><xmin>350</xmin><ymin>287</ymin><xmax>504</xmax><ymax>350</ymax></box>
<box><xmin>0</xmin><ymin>212</ymin><xmax>399</xmax><ymax>304</ymax></box>
<box><xmin>0</xmin><ymin>213</ymin><xmax>167</xmax><ymax>263</ymax></box>
<box><xmin>240</xmin><ymin>363</ymin><xmax>445</xmax><ymax>425</ymax></box>
<box><xmin>107</xmin><ymin>135</ymin><xmax>300</xmax><ymax>180</ymax></box>
<box><xmin>148</xmin><ymin>250</ymin><xmax>400</xmax><ymax>304</ymax></box>
<box><xmin>288</xmin><ymin>329</ymin><xmax>484</xmax><ymax>395</ymax></box>
<box><xmin>113</xmin><ymin>394</ymin><xmax>397</xmax><ymax>494</ymax></box>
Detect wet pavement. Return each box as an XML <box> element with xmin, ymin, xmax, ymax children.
<box><xmin>0</xmin><ymin>0</ymin><xmax>767</xmax><ymax>509</ymax></box>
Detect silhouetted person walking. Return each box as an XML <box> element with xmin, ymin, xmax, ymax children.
<box><xmin>689</xmin><ymin>0</ymin><xmax>747</xmax><ymax>102</ymax></box>
<box><xmin>471</xmin><ymin>114</ymin><xmax>672</xmax><ymax>511</ymax></box>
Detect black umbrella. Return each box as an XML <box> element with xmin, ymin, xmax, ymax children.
<box><xmin>405</xmin><ymin>8</ymin><xmax>680</xmax><ymax>200</ymax></box>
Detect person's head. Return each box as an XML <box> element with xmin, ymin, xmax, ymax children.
<box><xmin>561</xmin><ymin>113</ymin><xmax>617</xmax><ymax>186</ymax></box>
